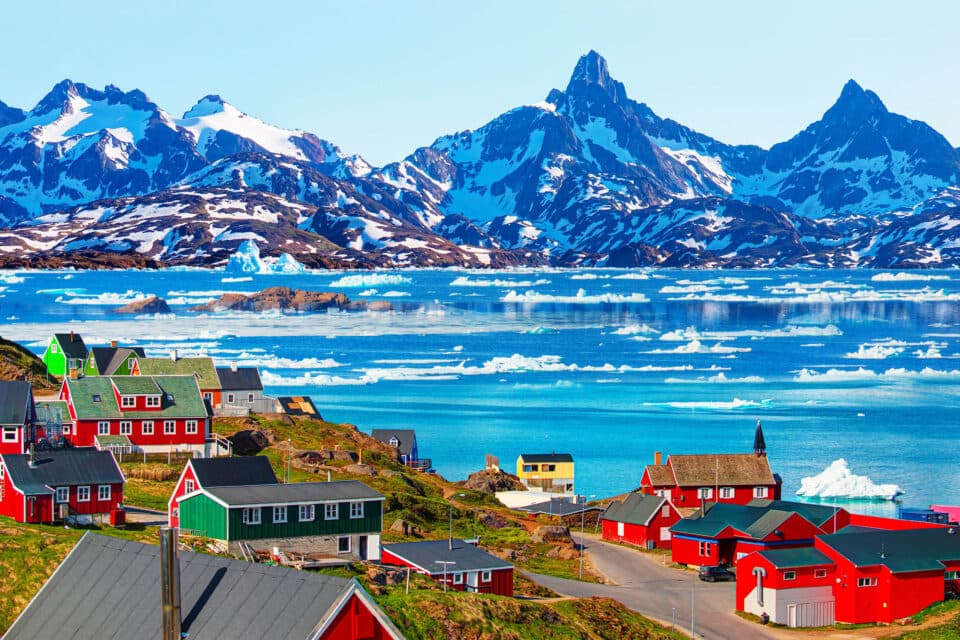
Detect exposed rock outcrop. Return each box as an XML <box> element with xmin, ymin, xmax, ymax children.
<box><xmin>460</xmin><ymin>468</ymin><xmax>527</xmax><ymax>494</ymax></box>
<box><xmin>112</xmin><ymin>296</ymin><xmax>171</xmax><ymax>314</ymax></box>
<box><xmin>189</xmin><ymin>287</ymin><xmax>394</xmax><ymax>313</ymax></box>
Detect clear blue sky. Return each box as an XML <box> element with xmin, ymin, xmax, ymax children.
<box><xmin>2</xmin><ymin>0</ymin><xmax>958</xmax><ymax>165</ymax></box>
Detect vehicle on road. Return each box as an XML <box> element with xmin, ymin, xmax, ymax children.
<box><xmin>698</xmin><ymin>565</ymin><xmax>735</xmax><ymax>582</ymax></box>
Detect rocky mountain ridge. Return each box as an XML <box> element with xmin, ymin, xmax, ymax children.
<box><xmin>1</xmin><ymin>52</ymin><xmax>959</xmax><ymax>268</ymax></box>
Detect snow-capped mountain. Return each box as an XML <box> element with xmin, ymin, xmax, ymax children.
<box><xmin>1</xmin><ymin>52</ymin><xmax>959</xmax><ymax>269</ymax></box>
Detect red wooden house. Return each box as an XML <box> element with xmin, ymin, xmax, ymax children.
<box><xmin>59</xmin><ymin>374</ymin><xmax>213</xmax><ymax>455</ymax></box>
<box><xmin>0</xmin><ymin>381</ymin><xmax>35</xmax><ymax>455</ymax></box>
<box><xmin>670</xmin><ymin>499</ymin><xmax>850</xmax><ymax>567</ymax></box>
<box><xmin>601</xmin><ymin>493</ymin><xmax>681</xmax><ymax>549</ymax></box>
<box><xmin>382</xmin><ymin>539</ymin><xmax>514</xmax><ymax>596</ymax></box>
<box><xmin>168</xmin><ymin>455</ymin><xmax>278</xmax><ymax>528</ymax></box>
<box><xmin>0</xmin><ymin>448</ymin><xmax>124</xmax><ymax>524</ymax></box>
<box><xmin>641</xmin><ymin>421</ymin><xmax>781</xmax><ymax>508</ymax></box>
<box><xmin>736</xmin><ymin>547</ymin><xmax>838</xmax><ymax>627</ymax></box>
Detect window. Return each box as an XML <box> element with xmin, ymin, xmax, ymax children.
<box><xmin>1</xmin><ymin>427</ymin><xmax>17</xmax><ymax>443</ymax></box>
<box><xmin>273</xmin><ymin>506</ymin><xmax>287</xmax><ymax>523</ymax></box>
<box><xmin>121</xmin><ymin>395</ymin><xmax>135</xmax><ymax>408</ymax></box>
<box><xmin>697</xmin><ymin>487</ymin><xmax>713</xmax><ymax>500</ymax></box>
<box><xmin>77</xmin><ymin>486</ymin><xmax>90</xmax><ymax>502</ymax></box>
<box><xmin>98</xmin><ymin>421</ymin><xmax>110</xmax><ymax>435</ymax></box>
<box><xmin>753</xmin><ymin>486</ymin><xmax>769</xmax><ymax>499</ymax></box>
<box><xmin>56</xmin><ymin>487</ymin><xmax>69</xmax><ymax>503</ymax></box>
<box><xmin>299</xmin><ymin>505</ymin><xmax>315</xmax><ymax>521</ymax></box>
<box><xmin>946</xmin><ymin>571</ymin><xmax>960</xmax><ymax>580</ymax></box>
<box><xmin>698</xmin><ymin>541</ymin><xmax>711</xmax><ymax>557</ymax></box>
<box><xmin>452</xmin><ymin>572</ymin><xmax>464</xmax><ymax>585</ymax></box>
<box><xmin>481</xmin><ymin>570</ymin><xmax>492</xmax><ymax>582</ymax></box>
<box><xmin>184</xmin><ymin>480</ymin><xmax>195</xmax><ymax>494</ymax></box>
<box><xmin>142</xmin><ymin>420</ymin><xmax>154</xmax><ymax>435</ymax></box>
<box><xmin>51</xmin><ymin>343</ymin><xmax>58</xmax><ymax>354</ymax></box>
<box><xmin>146</xmin><ymin>395</ymin><xmax>160</xmax><ymax>408</ymax></box>
<box><xmin>815</xmin><ymin>569</ymin><xmax>828</xmax><ymax>579</ymax></box>
<box><xmin>248</xmin><ymin>393</ymin><xmax>255</xmax><ymax>403</ymax></box>
<box><xmin>98</xmin><ymin>485</ymin><xmax>111</xmax><ymax>501</ymax></box>
<box><xmin>242</xmin><ymin>508</ymin><xmax>261</xmax><ymax>525</ymax></box>
<box><xmin>337</xmin><ymin>536</ymin><xmax>351</xmax><ymax>554</ymax></box>
<box><xmin>185</xmin><ymin>420</ymin><xmax>198</xmax><ymax>435</ymax></box>
<box><xmin>120</xmin><ymin>421</ymin><xmax>132</xmax><ymax>435</ymax></box>
<box><xmin>227</xmin><ymin>393</ymin><xmax>235</xmax><ymax>403</ymax></box>
<box><xmin>389</xmin><ymin>437</ymin><xmax>399</xmax><ymax>446</ymax></box>
<box><xmin>720</xmin><ymin>487</ymin><xmax>735</xmax><ymax>499</ymax></box>
<box><xmin>523</xmin><ymin>464</ymin><xmax>538</xmax><ymax>472</ymax></box>
<box><xmin>325</xmin><ymin>503</ymin><xmax>339</xmax><ymax>520</ymax></box>
<box><xmin>543</xmin><ymin>464</ymin><xmax>556</xmax><ymax>472</ymax></box>
<box><xmin>63</xmin><ymin>424</ymin><xmax>71</xmax><ymax>435</ymax></box>
<box><xmin>203</xmin><ymin>392</ymin><xmax>212</xmax><ymax>401</ymax></box>
<box><xmin>857</xmin><ymin>577</ymin><xmax>878</xmax><ymax>587</ymax></box>
<box><xmin>661</xmin><ymin>505</ymin><xmax>671</xmax><ymax>518</ymax></box>
<box><xmin>350</xmin><ymin>502</ymin><xmax>363</xmax><ymax>519</ymax></box>
<box><xmin>164</xmin><ymin>420</ymin><xmax>176</xmax><ymax>434</ymax></box>
<box><xmin>783</xmin><ymin>571</ymin><xmax>796</xmax><ymax>581</ymax></box>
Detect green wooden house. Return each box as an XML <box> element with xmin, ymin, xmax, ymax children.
<box><xmin>82</xmin><ymin>345</ymin><xmax>146</xmax><ymax>376</ymax></box>
<box><xmin>42</xmin><ymin>332</ymin><xmax>88</xmax><ymax>377</ymax></box>
<box><xmin>178</xmin><ymin>480</ymin><xmax>384</xmax><ymax>561</ymax></box>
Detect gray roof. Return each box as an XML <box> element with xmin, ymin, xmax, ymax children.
<box><xmin>54</xmin><ymin>332</ymin><xmax>88</xmax><ymax>359</ymax></box>
<box><xmin>216</xmin><ymin>366</ymin><xmax>263</xmax><ymax>391</ymax></box>
<box><xmin>190</xmin><ymin>456</ymin><xmax>278</xmax><ymax>489</ymax></box>
<box><xmin>0</xmin><ymin>380</ymin><xmax>32</xmax><ymax>426</ymax></box>
<box><xmin>602</xmin><ymin>493</ymin><xmax>667</xmax><ymax>526</ymax></box>
<box><xmin>90</xmin><ymin>346</ymin><xmax>146</xmax><ymax>374</ymax></box>
<box><xmin>205</xmin><ymin>480</ymin><xmax>383</xmax><ymax>507</ymax></box>
<box><xmin>1</xmin><ymin>449</ymin><xmax>123</xmax><ymax>496</ymax></box>
<box><xmin>3</xmin><ymin>532</ymin><xmax>403</xmax><ymax>640</ymax></box>
<box><xmin>371</xmin><ymin>429</ymin><xmax>417</xmax><ymax>457</ymax></box>
<box><xmin>670</xmin><ymin>500</ymin><xmax>826</xmax><ymax>540</ymax></box>
<box><xmin>517</xmin><ymin>500</ymin><xmax>603</xmax><ymax>516</ymax></box>
<box><xmin>747</xmin><ymin>499</ymin><xmax>845</xmax><ymax>528</ymax></box>
<box><xmin>383</xmin><ymin>539</ymin><xmax>513</xmax><ymax>574</ymax></box>
<box><xmin>757</xmin><ymin>547</ymin><xmax>834</xmax><ymax>569</ymax></box>
<box><xmin>818</xmin><ymin>527</ymin><xmax>960</xmax><ymax>574</ymax></box>
<box><xmin>520</xmin><ymin>453</ymin><xmax>573</xmax><ymax>463</ymax></box>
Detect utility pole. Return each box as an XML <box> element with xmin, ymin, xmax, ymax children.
<box><xmin>435</xmin><ymin>561</ymin><xmax>456</xmax><ymax>592</ymax></box>
<box><xmin>691</xmin><ymin>574</ymin><xmax>696</xmax><ymax>639</ymax></box>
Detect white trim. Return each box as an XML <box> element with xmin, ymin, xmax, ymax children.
<box><xmin>325</xmin><ymin>503</ymin><xmax>339</xmax><ymax>520</ymax></box>
<box><xmin>349</xmin><ymin>501</ymin><xmax>363</xmax><ymax>519</ymax></box>
<box><xmin>98</xmin><ymin>485</ymin><xmax>111</xmax><ymax>501</ymax></box>
<box><xmin>141</xmin><ymin>420</ymin><xmax>154</xmax><ymax>435</ymax></box>
<box><xmin>272</xmin><ymin>505</ymin><xmax>287</xmax><ymax>523</ymax></box>
<box><xmin>481</xmin><ymin>570</ymin><xmax>492</xmax><ymax>582</ymax></box>
<box><xmin>337</xmin><ymin>535</ymin><xmax>351</xmax><ymax>554</ymax></box>
<box><xmin>185</xmin><ymin>420</ymin><xmax>198</xmax><ymax>435</ymax></box>
<box><xmin>452</xmin><ymin>572</ymin><xmax>464</xmax><ymax>585</ymax></box>
<box><xmin>308</xmin><ymin>581</ymin><xmax>405</xmax><ymax>640</ymax></box>
<box><xmin>242</xmin><ymin>507</ymin><xmax>261</xmax><ymax>525</ymax></box>
<box><xmin>217</xmin><ymin>496</ymin><xmax>384</xmax><ymax>509</ymax></box>
<box><xmin>77</xmin><ymin>486</ymin><xmax>91</xmax><ymax>502</ymax></box>
<box><xmin>56</xmin><ymin>486</ymin><xmax>69</xmax><ymax>503</ymax></box>
<box><xmin>299</xmin><ymin>504</ymin><xmax>315</xmax><ymax>522</ymax></box>
<box><xmin>167</xmin><ymin>461</ymin><xmax>195</xmax><ymax>524</ymax></box>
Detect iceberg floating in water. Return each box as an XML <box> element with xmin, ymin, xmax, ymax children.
<box><xmin>796</xmin><ymin>458</ymin><xmax>904</xmax><ymax>501</ymax></box>
<box><xmin>225</xmin><ymin>240</ymin><xmax>307</xmax><ymax>275</ymax></box>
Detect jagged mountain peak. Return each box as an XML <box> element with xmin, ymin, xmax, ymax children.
<box><xmin>183</xmin><ymin>94</ymin><xmax>230</xmax><ymax>119</ymax></box>
<box><xmin>563</xmin><ymin>50</ymin><xmax>628</xmax><ymax>105</ymax></box>
<box><xmin>822</xmin><ymin>78</ymin><xmax>888</xmax><ymax>125</ymax></box>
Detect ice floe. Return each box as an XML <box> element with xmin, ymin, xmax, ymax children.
<box><xmin>501</xmin><ymin>288</ymin><xmax>649</xmax><ymax>304</ymax></box>
<box><xmin>871</xmin><ymin>272</ymin><xmax>951</xmax><ymax>282</ymax></box>
<box><xmin>329</xmin><ymin>273</ymin><xmax>411</xmax><ymax>288</ymax></box>
<box><xmin>451</xmin><ymin>276</ymin><xmax>550</xmax><ymax>287</ymax></box>
<box><xmin>642</xmin><ymin>398</ymin><xmax>772</xmax><ymax>410</ymax></box>
<box><xmin>796</xmin><ymin>458</ymin><xmax>904</xmax><ymax>501</ymax></box>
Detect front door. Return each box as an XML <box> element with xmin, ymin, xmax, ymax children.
<box><xmin>358</xmin><ymin>535</ymin><xmax>368</xmax><ymax>561</ymax></box>
<box><xmin>467</xmin><ymin>571</ymin><xmax>479</xmax><ymax>592</ymax></box>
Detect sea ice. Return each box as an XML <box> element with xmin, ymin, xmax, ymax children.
<box><xmin>796</xmin><ymin>458</ymin><xmax>904</xmax><ymax>501</ymax></box>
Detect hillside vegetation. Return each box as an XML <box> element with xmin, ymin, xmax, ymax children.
<box><xmin>0</xmin><ymin>336</ymin><xmax>57</xmax><ymax>390</ymax></box>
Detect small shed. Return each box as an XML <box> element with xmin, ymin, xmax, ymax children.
<box><xmin>382</xmin><ymin>539</ymin><xmax>514</xmax><ymax>596</ymax></box>
<box><xmin>601</xmin><ymin>493</ymin><xmax>681</xmax><ymax>549</ymax></box>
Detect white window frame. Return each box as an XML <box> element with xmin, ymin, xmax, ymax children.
<box><xmin>783</xmin><ymin>570</ymin><xmax>796</xmax><ymax>581</ymax></box>
<box><xmin>142</xmin><ymin>420</ymin><xmax>154</xmax><ymax>435</ymax></box>
<box><xmin>77</xmin><ymin>486</ymin><xmax>91</xmax><ymax>502</ymax></box>
<box><xmin>273</xmin><ymin>506</ymin><xmax>287</xmax><ymax>523</ymax></box>
<box><xmin>146</xmin><ymin>395</ymin><xmax>160</xmax><ymax>408</ymax></box>
<box><xmin>698</xmin><ymin>541</ymin><xmax>710</xmax><ymax>557</ymax></box>
<box><xmin>815</xmin><ymin>568</ymin><xmax>828</xmax><ymax>579</ymax></box>
<box><xmin>121</xmin><ymin>395</ymin><xmax>135</xmax><ymax>408</ymax></box>
<box><xmin>349</xmin><ymin>502</ymin><xmax>363</xmax><ymax>519</ymax></box>
<box><xmin>63</xmin><ymin>424</ymin><xmax>71</xmax><ymax>435</ymax></box>
<box><xmin>1</xmin><ymin>426</ymin><xmax>17</xmax><ymax>443</ymax></box>
<box><xmin>452</xmin><ymin>572</ymin><xmax>464</xmax><ymax>585</ymax></box>
<box><xmin>185</xmin><ymin>420</ymin><xmax>198</xmax><ymax>435</ymax></box>
<box><xmin>51</xmin><ymin>343</ymin><xmax>58</xmax><ymax>354</ymax></box>
<box><xmin>227</xmin><ymin>393</ymin><xmax>235</xmax><ymax>403</ymax></box>
<box><xmin>720</xmin><ymin>486</ymin><xmax>735</xmax><ymax>499</ymax></box>
<box><xmin>661</xmin><ymin>505</ymin><xmax>671</xmax><ymax>518</ymax></box>
<box><xmin>753</xmin><ymin>486</ymin><xmax>769</xmax><ymax>499</ymax></box>
<box><xmin>98</xmin><ymin>485</ymin><xmax>111</xmax><ymax>501</ymax></box>
<box><xmin>184</xmin><ymin>479</ymin><xmax>195</xmax><ymax>494</ymax></box>
<box><xmin>325</xmin><ymin>503</ymin><xmax>338</xmax><ymax>520</ymax></box>
<box><xmin>164</xmin><ymin>420</ymin><xmax>176</xmax><ymax>435</ymax></box>
<box><xmin>857</xmin><ymin>577</ymin><xmax>878</xmax><ymax>587</ymax></box>
<box><xmin>247</xmin><ymin>393</ymin><xmax>255</xmax><ymax>403</ymax></box>
<box><xmin>337</xmin><ymin>536</ymin><xmax>351</xmax><ymax>554</ymax></box>
<box><xmin>56</xmin><ymin>486</ymin><xmax>69</xmax><ymax>503</ymax></box>
<box><xmin>120</xmin><ymin>421</ymin><xmax>132</xmax><ymax>435</ymax></box>
<box><xmin>698</xmin><ymin>487</ymin><xmax>713</xmax><ymax>500</ymax></box>
<box><xmin>481</xmin><ymin>570</ymin><xmax>492</xmax><ymax>582</ymax></box>
<box><xmin>98</xmin><ymin>421</ymin><xmax>110</xmax><ymax>436</ymax></box>
<box><xmin>299</xmin><ymin>504</ymin><xmax>315</xmax><ymax>522</ymax></box>
<box><xmin>242</xmin><ymin>508</ymin><xmax>261</xmax><ymax>525</ymax></box>
<box><xmin>945</xmin><ymin>570</ymin><xmax>960</xmax><ymax>580</ymax></box>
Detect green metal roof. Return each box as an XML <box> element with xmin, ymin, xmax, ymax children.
<box><xmin>748</xmin><ymin>499</ymin><xmax>844</xmax><ymax>528</ymax></box>
<box><xmin>138</xmin><ymin>357</ymin><xmax>221</xmax><ymax>390</ymax></box>
<box><xmin>66</xmin><ymin>376</ymin><xmax>209</xmax><ymax>419</ymax></box>
<box><xmin>95</xmin><ymin>435</ymin><xmax>133</xmax><ymax>447</ymax></box>
<box><xmin>758</xmin><ymin>547</ymin><xmax>834</xmax><ymax>569</ymax></box>
<box><xmin>111</xmin><ymin>376</ymin><xmax>161</xmax><ymax>395</ymax></box>
<box><xmin>670</xmin><ymin>501</ymin><xmax>827</xmax><ymax>540</ymax></box>
<box><xmin>744</xmin><ymin>510</ymin><xmax>794</xmax><ymax>539</ymax></box>
<box><xmin>603</xmin><ymin>493</ymin><xmax>666</xmax><ymax>526</ymax></box>
<box><xmin>818</xmin><ymin>527</ymin><xmax>960</xmax><ymax>574</ymax></box>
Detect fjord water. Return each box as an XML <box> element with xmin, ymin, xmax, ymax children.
<box><xmin>2</xmin><ymin>267</ymin><xmax>958</xmax><ymax>513</ymax></box>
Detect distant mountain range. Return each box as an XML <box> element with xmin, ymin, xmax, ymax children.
<box><xmin>2</xmin><ymin>51</ymin><xmax>959</xmax><ymax>269</ymax></box>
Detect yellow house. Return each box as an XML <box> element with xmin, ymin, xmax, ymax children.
<box><xmin>516</xmin><ymin>453</ymin><xmax>574</xmax><ymax>494</ymax></box>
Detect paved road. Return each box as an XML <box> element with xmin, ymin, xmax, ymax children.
<box><xmin>123</xmin><ymin>505</ymin><xmax>167</xmax><ymax>526</ymax></box>
<box><xmin>528</xmin><ymin>532</ymin><xmax>784</xmax><ymax>640</ymax></box>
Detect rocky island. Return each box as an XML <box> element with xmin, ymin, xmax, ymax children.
<box><xmin>188</xmin><ymin>286</ymin><xmax>393</xmax><ymax>313</ymax></box>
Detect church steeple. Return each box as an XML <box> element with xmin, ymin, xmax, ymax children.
<box><xmin>754</xmin><ymin>419</ymin><xmax>767</xmax><ymax>457</ymax></box>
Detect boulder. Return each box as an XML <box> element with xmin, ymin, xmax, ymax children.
<box><xmin>531</xmin><ymin>525</ymin><xmax>572</xmax><ymax>544</ymax></box>
<box><xmin>461</xmin><ymin>469</ymin><xmax>526</xmax><ymax>494</ymax></box>
<box><xmin>112</xmin><ymin>296</ymin><xmax>171</xmax><ymax>314</ymax></box>
<box><xmin>227</xmin><ymin>429</ymin><xmax>271</xmax><ymax>455</ymax></box>
<box><xmin>331</xmin><ymin>450</ymin><xmax>359</xmax><ymax>462</ymax></box>
<box><xmin>344</xmin><ymin>463</ymin><xmax>376</xmax><ymax>476</ymax></box>
<box><xmin>477</xmin><ymin>511</ymin><xmax>518</xmax><ymax>530</ymax></box>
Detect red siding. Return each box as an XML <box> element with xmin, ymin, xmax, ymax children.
<box><xmin>64</xmin><ymin>483</ymin><xmax>124</xmax><ymax>516</ymax></box>
<box><xmin>846</xmin><ymin>513</ymin><xmax>947</xmax><ymax>531</ymax></box>
<box><xmin>601</xmin><ymin>503</ymin><xmax>680</xmax><ymax>549</ymax></box>
<box><xmin>380</xmin><ymin>549</ymin><xmax>513</xmax><ymax>596</ymax></box>
<box><xmin>168</xmin><ymin>463</ymin><xmax>199</xmax><ymax>527</ymax></box>
<box><xmin>672</xmin><ymin>535</ymin><xmax>719</xmax><ymax>566</ymax></box>
<box><xmin>735</xmin><ymin>552</ymin><xmax>836</xmax><ymax>611</ymax></box>
<box><xmin>0</xmin><ymin>473</ymin><xmax>24</xmax><ymax>520</ymax></box>
<box><xmin>69</xmin><ymin>418</ymin><xmax>207</xmax><ymax>448</ymax></box>
<box><xmin>323</xmin><ymin>593</ymin><xmax>395</xmax><ymax>640</ymax></box>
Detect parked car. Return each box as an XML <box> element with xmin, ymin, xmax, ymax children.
<box><xmin>698</xmin><ymin>565</ymin><xmax>735</xmax><ymax>582</ymax></box>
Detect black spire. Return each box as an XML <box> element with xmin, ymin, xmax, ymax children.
<box><xmin>753</xmin><ymin>419</ymin><xmax>766</xmax><ymax>457</ymax></box>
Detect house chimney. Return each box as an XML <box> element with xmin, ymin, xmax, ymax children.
<box><xmin>28</xmin><ymin>443</ymin><xmax>36</xmax><ymax>468</ymax></box>
<box><xmin>69</xmin><ymin>330</ymin><xmax>74</xmax><ymax>342</ymax></box>
<box><xmin>69</xmin><ymin>367</ymin><xmax>78</xmax><ymax>380</ymax></box>
<box><xmin>110</xmin><ymin>339</ymin><xmax>118</xmax><ymax>348</ymax></box>
<box><xmin>160</xmin><ymin>527</ymin><xmax>182</xmax><ymax>640</ymax></box>
<box><xmin>230</xmin><ymin>361</ymin><xmax>237</xmax><ymax>373</ymax></box>
<box><xmin>170</xmin><ymin>350</ymin><xmax>178</xmax><ymax>362</ymax></box>
<box><xmin>654</xmin><ymin>451</ymin><xmax>662</xmax><ymax>466</ymax></box>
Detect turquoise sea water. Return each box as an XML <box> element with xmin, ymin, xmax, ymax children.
<box><xmin>2</xmin><ymin>267</ymin><xmax>958</xmax><ymax>514</ymax></box>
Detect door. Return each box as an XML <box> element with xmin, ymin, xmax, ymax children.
<box><xmin>358</xmin><ymin>535</ymin><xmax>368</xmax><ymax>561</ymax></box>
<box><xmin>617</xmin><ymin>522</ymin><xmax>624</xmax><ymax>537</ymax></box>
<box><xmin>467</xmin><ymin>571</ymin><xmax>479</xmax><ymax>592</ymax></box>
<box><xmin>660</xmin><ymin>527</ymin><xmax>671</xmax><ymax>541</ymax></box>
<box><xmin>788</xmin><ymin>605</ymin><xmax>798</xmax><ymax>628</ymax></box>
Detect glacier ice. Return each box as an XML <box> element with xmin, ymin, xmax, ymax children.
<box><xmin>796</xmin><ymin>458</ymin><xmax>904</xmax><ymax>501</ymax></box>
